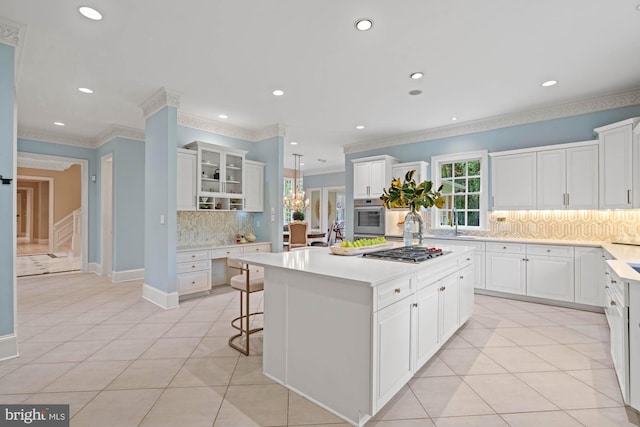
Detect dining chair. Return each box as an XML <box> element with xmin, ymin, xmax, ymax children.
<box><xmin>288</xmin><ymin>221</ymin><xmax>308</xmax><ymax>250</ymax></box>
<box><xmin>310</xmin><ymin>222</ymin><xmax>336</xmax><ymax>247</ymax></box>
<box><xmin>227</xmin><ymin>258</ymin><xmax>264</xmax><ymax>355</ymax></box>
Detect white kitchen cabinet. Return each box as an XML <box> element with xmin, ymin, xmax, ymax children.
<box><xmin>375</xmin><ymin>294</ymin><xmax>413</xmax><ymax>407</ymax></box>
<box><xmin>424</xmin><ymin>239</ymin><xmax>486</xmax><ymax>290</ymax></box>
<box><xmin>177</xmin><ymin>149</ymin><xmax>197</xmax><ymax>211</ymax></box>
<box><xmin>176</xmin><ymin>249</ymin><xmax>211</xmax><ymax>297</ymax></box>
<box><xmin>629</xmin><ymin>284</ymin><xmax>640</xmax><ymax>410</ymax></box>
<box><xmin>243</xmin><ymin>160</ymin><xmax>264</xmax><ymax>212</ymax></box>
<box><xmin>490</xmin><ymin>152</ymin><xmax>536</xmax><ymax>210</ymax></box>
<box><xmin>596</xmin><ymin>118</ymin><xmax>639</xmax><ymax>209</ymax></box>
<box><xmin>485</xmin><ymin>243</ymin><xmax>527</xmax><ymax>295</ymax></box>
<box><xmin>458</xmin><ymin>264</ymin><xmax>474</xmax><ymax>325</ymax></box>
<box><xmin>440</xmin><ymin>273</ymin><xmax>460</xmax><ymax>341</ymax></box>
<box><xmin>574</xmin><ymin>247</ymin><xmax>605</xmax><ymax>306</ymax></box>
<box><xmin>536</xmin><ymin>144</ymin><xmax>599</xmax><ymax>210</ymax></box>
<box><xmin>352</xmin><ymin>155</ymin><xmax>398</xmax><ymax>199</ymax></box>
<box><xmin>413</xmin><ymin>284</ymin><xmax>440</xmax><ymax>369</ymax></box>
<box><xmin>526</xmin><ymin>245</ymin><xmax>574</xmax><ymax>302</ymax></box>
<box><xmin>604</xmin><ymin>265</ymin><xmax>630</xmax><ymax>403</ymax></box>
<box><xmin>392</xmin><ymin>161</ymin><xmax>428</xmax><ymax>183</ymax></box>
<box><xmin>186</xmin><ymin>141</ymin><xmax>247</xmax><ymax>211</ymax></box>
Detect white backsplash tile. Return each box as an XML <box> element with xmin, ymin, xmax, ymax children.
<box><xmin>177</xmin><ymin>211</ymin><xmax>254</xmax><ymax>247</ymax></box>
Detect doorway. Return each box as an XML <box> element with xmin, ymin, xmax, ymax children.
<box><xmin>305</xmin><ymin>186</ymin><xmax>345</xmax><ymax>241</ymax></box>
<box><xmin>15</xmin><ymin>176</ymin><xmax>53</xmax><ymax>256</ymax></box>
<box><xmin>101</xmin><ymin>154</ymin><xmax>113</xmax><ymax>277</ymax></box>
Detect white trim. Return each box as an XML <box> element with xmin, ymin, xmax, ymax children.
<box><xmin>36</xmin><ymin>238</ymin><xmax>49</xmax><ymax>244</ymax></box>
<box><xmin>139</xmin><ymin>87</ymin><xmax>181</xmax><ymax>119</ymax></box>
<box><xmin>0</xmin><ymin>334</ymin><xmax>18</xmax><ymax>362</ymax></box>
<box><xmin>111</xmin><ymin>268</ymin><xmax>144</xmax><ymax>283</ymax></box>
<box><xmin>11</xmin><ymin>95</ymin><xmax>18</xmax><ymax>362</ymax></box>
<box><xmin>177</xmin><ymin>113</ymin><xmax>285</xmax><ymax>142</ymax></box>
<box><xmin>431</xmin><ymin>150</ymin><xmax>489</xmax><ymax>231</ymax></box>
<box><xmin>88</xmin><ymin>262</ymin><xmax>102</xmax><ymax>275</ymax></box>
<box><xmin>594</xmin><ymin>117</ymin><xmax>640</xmax><ymax>133</ymax></box>
<box><xmin>18</xmin><ymin>127</ymin><xmax>94</xmax><ymax>148</ymax></box>
<box><xmin>16</xmin><ymin>187</ymin><xmax>33</xmax><ymax>241</ymax></box>
<box><xmin>343</xmin><ymin>87</ymin><xmax>640</xmax><ymax>154</ymax></box>
<box><xmin>100</xmin><ymin>154</ymin><xmax>113</xmax><ymax>277</ymax></box>
<box><xmin>17</xmin><ymin>153</ymin><xmax>89</xmax><ymax>273</ymax></box>
<box><xmin>0</xmin><ymin>17</ymin><xmax>27</xmax><ymax>82</ymax></box>
<box><xmin>94</xmin><ymin>124</ymin><xmax>145</xmax><ymax>147</ymax></box>
<box><xmin>142</xmin><ymin>283</ymin><xmax>179</xmax><ymax>310</ymax></box>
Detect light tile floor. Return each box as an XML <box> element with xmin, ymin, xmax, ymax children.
<box><xmin>1</xmin><ymin>274</ymin><xmax>640</xmax><ymax>426</ymax></box>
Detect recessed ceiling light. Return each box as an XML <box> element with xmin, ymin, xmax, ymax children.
<box><xmin>410</xmin><ymin>72</ymin><xmax>423</xmax><ymax>80</ymax></box>
<box><xmin>452</xmin><ymin>117</ymin><xmax>458</xmax><ymax>121</ymax></box>
<box><xmin>541</xmin><ymin>80</ymin><xmax>558</xmax><ymax>87</ymax></box>
<box><xmin>218</xmin><ymin>114</ymin><xmax>228</xmax><ymax>119</ymax></box>
<box><xmin>356</xmin><ymin>125</ymin><xmax>365</xmax><ymax>130</ymax></box>
<box><xmin>636</xmin><ymin>4</ymin><xmax>640</xmax><ymax>11</ymax></box>
<box><xmin>272</xmin><ymin>89</ymin><xmax>284</xmax><ymax>96</ymax></box>
<box><xmin>53</xmin><ymin>122</ymin><xmax>65</xmax><ymax>126</ymax></box>
<box><xmin>290</xmin><ymin>141</ymin><xmax>298</xmax><ymax>145</ymax></box>
<box><xmin>300</xmin><ymin>163</ymin><xmax>305</xmax><ymax>166</ymax></box>
<box><xmin>78</xmin><ymin>87</ymin><xmax>93</xmax><ymax>94</ymax></box>
<box><xmin>409</xmin><ymin>90</ymin><xmax>422</xmax><ymax>96</ymax></box>
<box><xmin>355</xmin><ymin>19</ymin><xmax>373</xmax><ymax>31</ymax></box>
<box><xmin>78</xmin><ymin>6</ymin><xmax>103</xmax><ymax>21</ymax></box>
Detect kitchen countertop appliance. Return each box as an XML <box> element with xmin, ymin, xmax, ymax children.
<box><xmin>354</xmin><ymin>199</ymin><xmax>386</xmax><ymax>237</ymax></box>
<box><xmin>363</xmin><ymin>246</ymin><xmax>449</xmax><ymax>263</ymax></box>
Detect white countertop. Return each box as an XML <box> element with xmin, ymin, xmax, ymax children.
<box><xmin>602</xmin><ymin>243</ymin><xmax>640</xmax><ymax>283</ymax></box>
<box><xmin>177</xmin><ymin>241</ymin><xmax>270</xmax><ymax>252</ymax></box>
<box><xmin>234</xmin><ymin>245</ymin><xmax>474</xmax><ymax>287</ymax></box>
<box><xmin>419</xmin><ymin>234</ymin><xmax>603</xmax><ymax>247</ymax></box>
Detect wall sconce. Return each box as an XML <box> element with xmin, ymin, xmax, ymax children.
<box><xmin>0</xmin><ymin>175</ymin><xmax>13</xmax><ymax>185</ymax></box>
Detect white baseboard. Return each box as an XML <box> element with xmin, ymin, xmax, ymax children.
<box><xmin>37</xmin><ymin>238</ymin><xmax>49</xmax><ymax>244</ymax></box>
<box><xmin>88</xmin><ymin>262</ymin><xmax>102</xmax><ymax>275</ymax></box>
<box><xmin>0</xmin><ymin>334</ymin><xmax>18</xmax><ymax>362</ymax></box>
<box><xmin>111</xmin><ymin>268</ymin><xmax>144</xmax><ymax>283</ymax></box>
<box><xmin>143</xmin><ymin>283</ymin><xmax>179</xmax><ymax>310</ymax></box>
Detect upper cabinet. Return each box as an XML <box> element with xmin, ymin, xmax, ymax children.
<box><xmin>352</xmin><ymin>155</ymin><xmax>398</xmax><ymax>199</ymax></box>
<box><xmin>177</xmin><ymin>149</ymin><xmax>197</xmax><ymax>211</ymax></box>
<box><xmin>596</xmin><ymin>118</ymin><xmax>639</xmax><ymax>209</ymax></box>
<box><xmin>490</xmin><ymin>152</ymin><xmax>536</xmax><ymax>210</ymax></box>
<box><xmin>185</xmin><ymin>141</ymin><xmax>248</xmax><ymax>211</ymax></box>
<box><xmin>536</xmin><ymin>143</ymin><xmax>599</xmax><ymax>210</ymax></box>
<box><xmin>243</xmin><ymin>160</ymin><xmax>265</xmax><ymax>212</ymax></box>
<box><xmin>392</xmin><ymin>161</ymin><xmax>428</xmax><ymax>183</ymax></box>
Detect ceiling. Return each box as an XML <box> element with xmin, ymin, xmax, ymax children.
<box><xmin>2</xmin><ymin>1</ymin><xmax>640</xmax><ymax>171</ymax></box>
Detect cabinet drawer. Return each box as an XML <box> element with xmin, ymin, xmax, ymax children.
<box><xmin>486</xmin><ymin>242</ymin><xmax>526</xmax><ymax>254</ymax></box>
<box><xmin>375</xmin><ymin>275</ymin><xmax>414</xmax><ymax>311</ymax></box>
<box><xmin>177</xmin><ymin>270</ymin><xmax>210</xmax><ymax>295</ymax></box>
<box><xmin>244</xmin><ymin>243</ymin><xmax>271</xmax><ymax>254</ymax></box>
<box><xmin>177</xmin><ymin>250</ymin><xmax>210</xmax><ymax>263</ymax></box>
<box><xmin>606</xmin><ymin>269</ymin><xmax>627</xmax><ymax>307</ymax></box>
<box><xmin>416</xmin><ymin>258</ymin><xmax>458</xmax><ymax>289</ymax></box>
<box><xmin>213</xmin><ymin>246</ymin><xmax>244</xmax><ymax>259</ymax></box>
<box><xmin>177</xmin><ymin>260</ymin><xmax>210</xmax><ymax>275</ymax></box>
<box><xmin>527</xmin><ymin>244</ymin><xmax>574</xmax><ymax>257</ymax></box>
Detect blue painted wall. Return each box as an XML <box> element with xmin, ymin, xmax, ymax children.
<box><xmin>177</xmin><ymin>126</ymin><xmax>254</xmax><ymax>152</ymax></box>
<box><xmin>0</xmin><ymin>43</ymin><xmax>15</xmax><ymax>337</ymax></box>
<box><xmin>144</xmin><ymin>107</ymin><xmax>178</xmax><ymax>293</ymax></box>
<box><xmin>304</xmin><ymin>171</ymin><xmax>346</xmax><ymax>189</ymax></box>
<box><xmin>344</xmin><ymin>105</ymin><xmax>640</xmax><ymax>238</ymax></box>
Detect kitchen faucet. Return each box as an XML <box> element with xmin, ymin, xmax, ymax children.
<box><xmin>452</xmin><ymin>207</ymin><xmax>458</xmax><ymax>237</ymax></box>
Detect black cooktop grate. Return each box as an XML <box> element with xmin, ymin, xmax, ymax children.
<box><xmin>362</xmin><ymin>246</ymin><xmax>448</xmax><ymax>263</ymax></box>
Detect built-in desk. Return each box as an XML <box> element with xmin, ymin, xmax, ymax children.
<box><xmin>176</xmin><ymin>242</ymin><xmax>271</xmax><ymax>298</ymax></box>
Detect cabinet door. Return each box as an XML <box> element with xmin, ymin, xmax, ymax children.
<box><xmin>628</xmin><ymin>285</ymin><xmax>640</xmax><ymax>409</ymax></box>
<box><xmin>473</xmin><ymin>250</ymin><xmax>486</xmax><ymax>289</ymax></box>
<box><xmin>574</xmin><ymin>247</ymin><xmax>604</xmax><ymax>306</ymax></box>
<box><xmin>243</xmin><ymin>161</ymin><xmax>264</xmax><ymax>212</ymax></box>
<box><xmin>353</xmin><ymin>162</ymin><xmax>371</xmax><ymax>199</ymax></box>
<box><xmin>375</xmin><ymin>297</ymin><xmax>413</xmax><ymax>406</ymax></box>
<box><xmin>537</xmin><ymin>149</ymin><xmax>566</xmax><ymax>210</ymax></box>
<box><xmin>440</xmin><ymin>274</ymin><xmax>459</xmax><ymax>342</ymax></box>
<box><xmin>223</xmin><ymin>152</ymin><xmax>244</xmax><ymax>197</ymax></box>
<box><xmin>369</xmin><ymin>160</ymin><xmax>387</xmax><ymax>199</ymax></box>
<box><xmin>599</xmin><ymin>124</ymin><xmax>633</xmax><ymax>209</ymax></box>
<box><xmin>177</xmin><ymin>150</ymin><xmax>197</xmax><ymax>211</ymax></box>
<box><xmin>486</xmin><ymin>252</ymin><xmax>526</xmax><ymax>295</ymax></box>
<box><xmin>414</xmin><ymin>285</ymin><xmax>440</xmax><ymax>369</ymax></box>
<box><xmin>566</xmin><ymin>145</ymin><xmax>599</xmax><ymax>209</ymax></box>
<box><xmin>491</xmin><ymin>153</ymin><xmax>536</xmax><ymax>210</ymax></box>
<box><xmin>526</xmin><ymin>256</ymin><xmax>574</xmax><ymax>302</ymax></box>
<box><xmin>458</xmin><ymin>265</ymin><xmax>474</xmax><ymax>325</ymax></box>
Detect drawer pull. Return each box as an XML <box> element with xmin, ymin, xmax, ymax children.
<box><xmin>466</xmin><ymin>258</ymin><xmax>471</xmax><ymax>261</ymax></box>
<box><xmin>502</xmin><ymin>246</ymin><xmax>507</xmax><ymax>249</ymax></box>
<box><xmin>412</xmin><ymin>303</ymin><xmax>418</xmax><ymax>308</ymax></box>
<box><xmin>546</xmin><ymin>249</ymin><xmax>551</xmax><ymax>253</ymax></box>
<box><xmin>191</xmin><ymin>281</ymin><xmax>196</xmax><ymax>285</ymax></box>
<box><xmin>192</xmin><ymin>265</ymin><xmax>196</xmax><ymax>269</ymax></box>
<box><xmin>191</xmin><ymin>254</ymin><xmax>196</xmax><ymax>258</ymax></box>
<box><xmin>611</xmin><ymin>280</ymin><xmax>617</xmax><ymax>284</ymax></box>
<box><xmin>610</xmin><ymin>300</ymin><xmax>616</xmax><ymax>306</ymax></box>
<box><xmin>605</xmin><ymin>285</ymin><xmax>609</xmax><ymax>289</ymax></box>
<box><xmin>440</xmin><ymin>286</ymin><xmax>446</xmax><ymax>291</ymax></box>
<box><xmin>394</xmin><ymin>288</ymin><xmax>401</xmax><ymax>294</ymax></box>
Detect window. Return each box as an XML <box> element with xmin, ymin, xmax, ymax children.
<box><xmin>431</xmin><ymin>151</ymin><xmax>488</xmax><ymax>230</ymax></box>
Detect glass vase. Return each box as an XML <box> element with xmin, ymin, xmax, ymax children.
<box><xmin>403</xmin><ymin>210</ymin><xmax>424</xmax><ymax>246</ymax></box>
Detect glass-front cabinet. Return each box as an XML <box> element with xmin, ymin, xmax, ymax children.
<box><xmin>185</xmin><ymin>141</ymin><xmax>247</xmax><ymax>211</ymax></box>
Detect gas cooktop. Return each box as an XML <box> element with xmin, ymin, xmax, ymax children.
<box><xmin>362</xmin><ymin>246</ymin><xmax>449</xmax><ymax>263</ymax></box>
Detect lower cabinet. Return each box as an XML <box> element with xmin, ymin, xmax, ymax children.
<box><xmin>575</xmin><ymin>247</ymin><xmax>605</xmax><ymax>306</ymax></box>
<box><xmin>604</xmin><ymin>266</ymin><xmax>630</xmax><ymax>403</ymax></box>
<box><xmin>458</xmin><ymin>264</ymin><xmax>474</xmax><ymax>325</ymax></box>
<box><xmin>413</xmin><ymin>285</ymin><xmax>440</xmax><ymax>369</ymax></box>
<box><xmin>176</xmin><ymin>249</ymin><xmax>211</xmax><ymax>296</ymax></box>
<box><xmin>526</xmin><ymin>255</ymin><xmax>574</xmax><ymax>302</ymax></box>
<box><xmin>486</xmin><ymin>249</ymin><xmax>526</xmax><ymax>295</ymax></box>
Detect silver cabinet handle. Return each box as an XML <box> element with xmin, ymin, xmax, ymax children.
<box><xmin>394</xmin><ymin>288</ymin><xmax>401</xmax><ymax>294</ymax></box>
<box><xmin>412</xmin><ymin>303</ymin><xmax>418</xmax><ymax>308</ymax></box>
<box><xmin>628</xmin><ymin>189</ymin><xmax>631</xmax><ymax>204</ymax></box>
<box><xmin>611</xmin><ymin>300</ymin><xmax>617</xmax><ymax>306</ymax></box>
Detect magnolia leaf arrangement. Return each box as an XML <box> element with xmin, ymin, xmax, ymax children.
<box><xmin>380</xmin><ymin>170</ymin><xmax>445</xmax><ymax>212</ymax></box>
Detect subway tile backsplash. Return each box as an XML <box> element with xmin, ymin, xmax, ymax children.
<box><xmin>177</xmin><ymin>211</ymin><xmax>254</xmax><ymax>247</ymax></box>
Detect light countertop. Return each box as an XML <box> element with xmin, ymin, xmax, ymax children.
<box><xmin>234</xmin><ymin>245</ymin><xmax>474</xmax><ymax>287</ymax></box>
<box><xmin>177</xmin><ymin>241</ymin><xmax>270</xmax><ymax>252</ymax></box>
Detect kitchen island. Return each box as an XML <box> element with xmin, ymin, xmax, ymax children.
<box><xmin>235</xmin><ymin>245</ymin><xmax>475</xmax><ymax>426</ymax></box>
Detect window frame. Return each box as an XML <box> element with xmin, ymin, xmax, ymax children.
<box><xmin>430</xmin><ymin>150</ymin><xmax>489</xmax><ymax>231</ymax></box>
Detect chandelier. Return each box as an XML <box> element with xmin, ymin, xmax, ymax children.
<box><xmin>283</xmin><ymin>153</ymin><xmax>309</xmax><ymax>211</ymax></box>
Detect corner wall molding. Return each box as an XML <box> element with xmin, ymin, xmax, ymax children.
<box><xmin>303</xmin><ymin>165</ymin><xmax>346</xmax><ymax>176</ymax></box>
<box><xmin>251</xmin><ymin>123</ymin><xmax>285</xmax><ymax>141</ymax></box>
<box><xmin>111</xmin><ymin>268</ymin><xmax>144</xmax><ymax>283</ymax></box>
<box><xmin>94</xmin><ymin>124</ymin><xmax>145</xmax><ymax>147</ymax></box>
<box><xmin>140</xmin><ymin>87</ymin><xmax>182</xmax><ymax>119</ymax></box>
<box><xmin>343</xmin><ymin>87</ymin><xmax>640</xmax><ymax>154</ymax></box>
<box><xmin>177</xmin><ymin>112</ymin><xmax>285</xmax><ymax>142</ymax></box>
<box><xmin>0</xmin><ymin>17</ymin><xmax>26</xmax><ymax>48</ymax></box>
<box><xmin>18</xmin><ymin>127</ymin><xmax>94</xmax><ymax>148</ymax></box>
<box><xmin>17</xmin><ymin>155</ymin><xmax>75</xmax><ymax>171</ymax></box>
<box><xmin>142</xmin><ymin>283</ymin><xmax>179</xmax><ymax>310</ymax></box>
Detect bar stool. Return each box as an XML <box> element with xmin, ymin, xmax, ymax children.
<box><xmin>227</xmin><ymin>259</ymin><xmax>264</xmax><ymax>355</ymax></box>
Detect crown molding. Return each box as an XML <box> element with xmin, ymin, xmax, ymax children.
<box><xmin>177</xmin><ymin>112</ymin><xmax>256</xmax><ymax>141</ymax></box>
<box><xmin>0</xmin><ymin>17</ymin><xmax>26</xmax><ymax>48</ymax></box>
<box><xmin>17</xmin><ymin>155</ymin><xmax>75</xmax><ymax>171</ymax></box>
<box><xmin>140</xmin><ymin>87</ymin><xmax>182</xmax><ymax>119</ymax></box>
<box><xmin>252</xmin><ymin>123</ymin><xmax>285</xmax><ymax>141</ymax></box>
<box><xmin>343</xmin><ymin>87</ymin><xmax>640</xmax><ymax>154</ymax></box>
<box><xmin>18</xmin><ymin>127</ymin><xmax>94</xmax><ymax>148</ymax></box>
<box><xmin>94</xmin><ymin>124</ymin><xmax>145</xmax><ymax>147</ymax></box>
<box><xmin>303</xmin><ymin>165</ymin><xmax>346</xmax><ymax>176</ymax></box>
